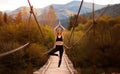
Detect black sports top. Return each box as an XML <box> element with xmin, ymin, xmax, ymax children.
<box><xmin>56</xmin><ymin>35</ymin><xmax>63</xmax><ymax>41</ymax></box>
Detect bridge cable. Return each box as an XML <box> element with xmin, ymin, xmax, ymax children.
<box><xmin>0</xmin><ymin>9</ymin><xmax>32</xmax><ymax>58</ymax></box>
<box><xmin>0</xmin><ymin>43</ymin><xmax>30</xmax><ymax>57</ymax></box>
<box><xmin>27</xmin><ymin>0</ymin><xmax>50</xmax><ymax>50</ymax></box>
<box><xmin>71</xmin><ymin>3</ymin><xmax>111</xmax><ymax>47</ymax></box>
<box><xmin>68</xmin><ymin>0</ymin><xmax>84</xmax><ymax>44</ymax></box>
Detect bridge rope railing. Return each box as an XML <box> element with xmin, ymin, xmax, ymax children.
<box><xmin>27</xmin><ymin>0</ymin><xmax>50</xmax><ymax>50</ymax></box>
<box><xmin>0</xmin><ymin>0</ymin><xmax>61</xmax><ymax>58</ymax></box>
<box><xmin>0</xmin><ymin>3</ymin><xmax>33</xmax><ymax>58</ymax></box>
<box><xmin>0</xmin><ymin>0</ymin><xmax>111</xmax><ymax>59</ymax></box>
<box><xmin>64</xmin><ymin>52</ymin><xmax>76</xmax><ymax>74</ymax></box>
<box><xmin>0</xmin><ymin>42</ymin><xmax>30</xmax><ymax>57</ymax></box>
<box><xmin>67</xmin><ymin>2</ymin><xmax>111</xmax><ymax>48</ymax></box>
<box><xmin>0</xmin><ymin>1</ymin><xmax>33</xmax><ymax>58</ymax></box>
<box><xmin>68</xmin><ymin>0</ymin><xmax>84</xmax><ymax>43</ymax></box>
<box><xmin>73</xmin><ymin>5</ymin><xmax>110</xmax><ymax>46</ymax></box>
<box><xmin>0</xmin><ymin>1</ymin><xmax>113</xmax><ymax>74</ymax></box>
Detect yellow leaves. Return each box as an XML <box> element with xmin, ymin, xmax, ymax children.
<box><xmin>64</xmin><ymin>30</ymin><xmax>83</xmax><ymax>46</ymax></box>
<box><xmin>0</xmin><ymin>25</ymin><xmax>17</xmax><ymax>41</ymax></box>
<box><xmin>75</xmin><ymin>24</ymin><xmax>87</xmax><ymax>31</ymax></box>
<box><xmin>27</xmin><ymin>43</ymin><xmax>47</xmax><ymax>57</ymax></box>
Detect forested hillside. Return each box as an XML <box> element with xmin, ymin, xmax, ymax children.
<box><xmin>0</xmin><ymin>10</ymin><xmax>54</xmax><ymax>74</ymax></box>
<box><xmin>0</xmin><ymin>1</ymin><xmax>120</xmax><ymax>74</ymax></box>
<box><xmin>96</xmin><ymin>4</ymin><xmax>120</xmax><ymax>17</ymax></box>
<box><xmin>66</xmin><ymin>14</ymin><xmax>120</xmax><ymax>73</ymax></box>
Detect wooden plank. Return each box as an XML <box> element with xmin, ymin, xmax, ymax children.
<box><xmin>33</xmin><ymin>52</ymin><xmax>77</xmax><ymax>74</ymax></box>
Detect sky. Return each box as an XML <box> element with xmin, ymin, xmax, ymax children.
<box><xmin>0</xmin><ymin>0</ymin><xmax>120</xmax><ymax>11</ymax></box>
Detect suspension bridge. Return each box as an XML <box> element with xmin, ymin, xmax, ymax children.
<box><xmin>0</xmin><ymin>0</ymin><xmax>111</xmax><ymax>74</ymax></box>
<box><xmin>33</xmin><ymin>52</ymin><xmax>77</xmax><ymax>74</ymax></box>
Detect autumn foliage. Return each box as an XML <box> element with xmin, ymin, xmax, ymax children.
<box><xmin>66</xmin><ymin>15</ymin><xmax>120</xmax><ymax>73</ymax></box>
<box><xmin>0</xmin><ymin>10</ymin><xmax>54</xmax><ymax>74</ymax></box>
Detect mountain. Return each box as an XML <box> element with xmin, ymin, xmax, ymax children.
<box><xmin>8</xmin><ymin>6</ymin><xmax>43</xmax><ymax>18</ymax></box>
<box><xmin>41</xmin><ymin>1</ymin><xmax>105</xmax><ymax>27</ymax></box>
<box><xmin>6</xmin><ymin>1</ymin><xmax>105</xmax><ymax>27</ymax></box>
<box><xmin>7</xmin><ymin>1</ymin><xmax>105</xmax><ymax>19</ymax></box>
<box><xmin>95</xmin><ymin>4</ymin><xmax>120</xmax><ymax>17</ymax></box>
<box><xmin>47</xmin><ymin>1</ymin><xmax>105</xmax><ymax>20</ymax></box>
<box><xmin>3</xmin><ymin>10</ymin><xmax>11</xmax><ymax>13</ymax></box>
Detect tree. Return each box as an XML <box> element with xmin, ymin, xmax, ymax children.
<box><xmin>68</xmin><ymin>15</ymin><xmax>74</xmax><ymax>30</ymax></box>
<box><xmin>3</xmin><ymin>12</ymin><xmax>8</xmax><ymax>23</ymax></box>
<box><xmin>67</xmin><ymin>15</ymin><xmax>79</xmax><ymax>30</ymax></box>
<box><xmin>22</xmin><ymin>7</ymin><xmax>28</xmax><ymax>22</ymax></box>
<box><xmin>78</xmin><ymin>14</ymin><xmax>88</xmax><ymax>24</ymax></box>
<box><xmin>47</xmin><ymin>5</ymin><xmax>57</xmax><ymax>28</ymax></box>
<box><xmin>0</xmin><ymin>11</ymin><xmax>3</xmax><ymax>25</ymax></box>
<box><xmin>15</xmin><ymin>11</ymin><xmax>22</xmax><ymax>24</ymax></box>
<box><xmin>22</xmin><ymin>7</ymin><xmax>27</xmax><ymax>16</ymax></box>
<box><xmin>67</xmin><ymin>14</ymin><xmax>88</xmax><ymax>30</ymax></box>
<box><xmin>40</xmin><ymin>8</ymin><xmax>48</xmax><ymax>25</ymax></box>
<box><xmin>66</xmin><ymin>15</ymin><xmax>120</xmax><ymax>73</ymax></box>
<box><xmin>8</xmin><ymin>15</ymin><xmax>13</xmax><ymax>24</ymax></box>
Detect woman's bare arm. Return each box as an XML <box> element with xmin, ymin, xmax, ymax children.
<box><xmin>53</xmin><ymin>29</ymin><xmax>57</xmax><ymax>48</ymax></box>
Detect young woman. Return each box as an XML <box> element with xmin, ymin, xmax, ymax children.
<box><xmin>48</xmin><ymin>22</ymin><xmax>65</xmax><ymax>67</ymax></box>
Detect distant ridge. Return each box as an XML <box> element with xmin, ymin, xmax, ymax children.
<box><xmin>5</xmin><ymin>1</ymin><xmax>106</xmax><ymax>27</ymax></box>
<box><xmin>95</xmin><ymin>4</ymin><xmax>120</xmax><ymax>17</ymax></box>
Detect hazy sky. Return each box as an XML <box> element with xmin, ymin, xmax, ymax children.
<box><xmin>0</xmin><ymin>0</ymin><xmax>120</xmax><ymax>11</ymax></box>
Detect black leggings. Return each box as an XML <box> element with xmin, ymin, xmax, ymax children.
<box><xmin>48</xmin><ymin>45</ymin><xmax>64</xmax><ymax>67</ymax></box>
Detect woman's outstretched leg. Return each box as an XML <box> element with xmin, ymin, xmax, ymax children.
<box><xmin>48</xmin><ymin>47</ymin><xmax>58</xmax><ymax>56</ymax></box>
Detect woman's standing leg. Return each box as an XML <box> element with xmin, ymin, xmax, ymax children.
<box><xmin>58</xmin><ymin>46</ymin><xmax>64</xmax><ymax>67</ymax></box>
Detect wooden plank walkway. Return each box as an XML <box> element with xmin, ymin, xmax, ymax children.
<box><xmin>33</xmin><ymin>52</ymin><xmax>77</xmax><ymax>74</ymax></box>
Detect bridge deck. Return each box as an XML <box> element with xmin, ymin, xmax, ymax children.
<box><xmin>33</xmin><ymin>52</ymin><xmax>77</xmax><ymax>74</ymax></box>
